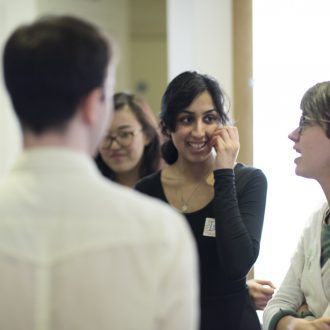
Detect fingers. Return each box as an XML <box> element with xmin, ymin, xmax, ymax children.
<box><xmin>212</xmin><ymin>126</ymin><xmax>239</xmax><ymax>143</ymax></box>
<box><xmin>255</xmin><ymin>300</ymin><xmax>269</xmax><ymax>310</ymax></box>
<box><xmin>254</xmin><ymin>279</ymin><xmax>276</xmax><ymax>289</ymax></box>
<box><xmin>253</xmin><ymin>279</ymin><xmax>276</xmax><ymax>295</ymax></box>
<box><xmin>259</xmin><ymin>285</ymin><xmax>275</xmax><ymax>295</ymax></box>
<box><xmin>211</xmin><ymin>126</ymin><xmax>240</xmax><ymax>169</ymax></box>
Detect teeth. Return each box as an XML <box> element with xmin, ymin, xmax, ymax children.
<box><xmin>188</xmin><ymin>142</ymin><xmax>206</xmax><ymax>149</ymax></box>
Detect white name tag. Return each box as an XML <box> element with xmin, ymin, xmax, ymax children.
<box><xmin>203</xmin><ymin>217</ymin><xmax>216</xmax><ymax>237</ymax></box>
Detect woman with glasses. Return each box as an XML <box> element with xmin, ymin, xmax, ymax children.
<box><xmin>263</xmin><ymin>81</ymin><xmax>330</xmax><ymax>330</ymax></box>
<box><xmin>135</xmin><ymin>71</ymin><xmax>268</xmax><ymax>330</ymax></box>
<box><xmin>95</xmin><ymin>92</ymin><xmax>161</xmax><ymax>187</ymax></box>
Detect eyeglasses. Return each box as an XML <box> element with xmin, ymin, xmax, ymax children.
<box><xmin>298</xmin><ymin>114</ymin><xmax>330</xmax><ymax>134</ymax></box>
<box><xmin>102</xmin><ymin>129</ymin><xmax>142</xmax><ymax>148</ymax></box>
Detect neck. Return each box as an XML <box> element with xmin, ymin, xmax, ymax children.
<box><xmin>23</xmin><ymin>123</ymin><xmax>92</xmax><ymax>156</ymax></box>
<box><xmin>174</xmin><ymin>157</ymin><xmax>214</xmax><ymax>182</ymax></box>
<box><xmin>319</xmin><ymin>177</ymin><xmax>330</xmax><ymax>208</ymax></box>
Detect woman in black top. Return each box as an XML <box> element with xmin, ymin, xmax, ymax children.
<box><xmin>135</xmin><ymin>71</ymin><xmax>267</xmax><ymax>330</ymax></box>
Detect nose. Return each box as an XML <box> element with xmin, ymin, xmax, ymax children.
<box><xmin>109</xmin><ymin>138</ymin><xmax>121</xmax><ymax>150</ymax></box>
<box><xmin>191</xmin><ymin>119</ymin><xmax>205</xmax><ymax>138</ymax></box>
<box><xmin>288</xmin><ymin>127</ymin><xmax>300</xmax><ymax>142</ymax></box>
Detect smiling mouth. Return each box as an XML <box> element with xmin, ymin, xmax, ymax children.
<box><xmin>187</xmin><ymin>141</ymin><xmax>208</xmax><ymax>150</ymax></box>
<box><xmin>110</xmin><ymin>153</ymin><xmax>126</xmax><ymax>159</ymax></box>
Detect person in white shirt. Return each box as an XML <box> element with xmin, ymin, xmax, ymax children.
<box><xmin>262</xmin><ymin>81</ymin><xmax>330</xmax><ymax>330</ymax></box>
<box><xmin>0</xmin><ymin>15</ymin><xmax>199</xmax><ymax>330</ymax></box>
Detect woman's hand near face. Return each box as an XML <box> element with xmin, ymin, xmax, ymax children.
<box><xmin>211</xmin><ymin>126</ymin><xmax>240</xmax><ymax>170</ymax></box>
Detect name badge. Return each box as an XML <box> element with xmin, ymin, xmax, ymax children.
<box><xmin>203</xmin><ymin>217</ymin><xmax>216</xmax><ymax>237</ymax></box>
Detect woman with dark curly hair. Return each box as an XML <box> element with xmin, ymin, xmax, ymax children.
<box><xmin>135</xmin><ymin>71</ymin><xmax>268</xmax><ymax>330</ymax></box>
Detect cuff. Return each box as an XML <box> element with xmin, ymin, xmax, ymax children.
<box><xmin>268</xmin><ymin>309</ymin><xmax>299</xmax><ymax>330</ymax></box>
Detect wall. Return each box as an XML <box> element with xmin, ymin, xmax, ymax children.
<box><xmin>129</xmin><ymin>0</ymin><xmax>167</xmax><ymax>115</ymax></box>
<box><xmin>233</xmin><ymin>0</ymin><xmax>253</xmax><ymax>165</ymax></box>
<box><xmin>167</xmin><ymin>0</ymin><xmax>233</xmax><ymax>101</ymax></box>
<box><xmin>37</xmin><ymin>0</ymin><xmax>131</xmax><ymax>91</ymax></box>
<box><xmin>0</xmin><ymin>0</ymin><xmax>37</xmax><ymax>177</ymax></box>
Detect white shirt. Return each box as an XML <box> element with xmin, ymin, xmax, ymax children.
<box><xmin>0</xmin><ymin>148</ymin><xmax>199</xmax><ymax>330</ymax></box>
<box><xmin>263</xmin><ymin>202</ymin><xmax>330</xmax><ymax>330</ymax></box>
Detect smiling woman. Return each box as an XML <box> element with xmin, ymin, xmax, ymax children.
<box><xmin>95</xmin><ymin>92</ymin><xmax>161</xmax><ymax>187</ymax></box>
<box><xmin>135</xmin><ymin>70</ymin><xmax>268</xmax><ymax>330</ymax></box>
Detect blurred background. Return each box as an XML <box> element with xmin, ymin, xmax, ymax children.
<box><xmin>0</xmin><ymin>0</ymin><xmax>237</xmax><ymax>174</ymax></box>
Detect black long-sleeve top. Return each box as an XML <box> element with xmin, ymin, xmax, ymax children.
<box><xmin>135</xmin><ymin>163</ymin><xmax>267</xmax><ymax>330</ymax></box>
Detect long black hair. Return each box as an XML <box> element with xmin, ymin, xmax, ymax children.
<box><xmin>160</xmin><ymin>71</ymin><xmax>230</xmax><ymax>164</ymax></box>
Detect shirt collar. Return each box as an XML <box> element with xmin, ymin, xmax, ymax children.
<box><xmin>12</xmin><ymin>147</ymin><xmax>99</xmax><ymax>177</ymax></box>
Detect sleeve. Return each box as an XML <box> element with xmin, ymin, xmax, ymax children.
<box><xmin>262</xmin><ymin>234</ymin><xmax>307</xmax><ymax>330</ymax></box>
<box><xmin>155</xmin><ymin>209</ymin><xmax>200</xmax><ymax>330</ymax></box>
<box><xmin>213</xmin><ymin>167</ymin><xmax>267</xmax><ymax>279</ymax></box>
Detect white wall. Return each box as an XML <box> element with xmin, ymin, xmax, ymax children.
<box><xmin>0</xmin><ymin>0</ymin><xmax>37</xmax><ymax>177</ymax></box>
<box><xmin>167</xmin><ymin>0</ymin><xmax>233</xmax><ymax>101</ymax></box>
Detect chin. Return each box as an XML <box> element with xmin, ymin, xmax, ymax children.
<box><xmin>295</xmin><ymin>167</ymin><xmax>313</xmax><ymax>179</ymax></box>
<box><xmin>295</xmin><ymin>166</ymin><xmax>303</xmax><ymax>176</ymax></box>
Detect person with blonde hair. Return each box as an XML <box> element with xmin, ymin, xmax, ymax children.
<box><xmin>263</xmin><ymin>81</ymin><xmax>330</xmax><ymax>330</ymax></box>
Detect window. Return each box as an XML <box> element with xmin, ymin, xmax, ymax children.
<box><xmin>253</xmin><ymin>0</ymin><xmax>329</xmax><ymax>286</ymax></box>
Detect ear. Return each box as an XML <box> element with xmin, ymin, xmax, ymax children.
<box><xmin>160</xmin><ymin>120</ymin><xmax>170</xmax><ymax>138</ymax></box>
<box><xmin>80</xmin><ymin>88</ymin><xmax>103</xmax><ymax>126</ymax></box>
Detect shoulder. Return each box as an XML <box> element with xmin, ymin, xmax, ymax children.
<box><xmin>234</xmin><ymin>162</ymin><xmax>266</xmax><ymax>177</ymax></box>
<box><xmin>304</xmin><ymin>202</ymin><xmax>328</xmax><ymax>233</ymax></box>
<box><xmin>135</xmin><ymin>171</ymin><xmax>161</xmax><ymax>193</ymax></box>
<box><xmin>90</xmin><ymin>177</ymin><xmax>194</xmax><ymax>248</ymax></box>
<box><xmin>234</xmin><ymin>162</ymin><xmax>267</xmax><ymax>187</ymax></box>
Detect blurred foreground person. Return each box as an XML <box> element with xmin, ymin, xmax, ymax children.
<box><xmin>0</xmin><ymin>15</ymin><xmax>199</xmax><ymax>330</ymax></box>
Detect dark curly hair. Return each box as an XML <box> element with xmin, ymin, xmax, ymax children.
<box><xmin>160</xmin><ymin>71</ymin><xmax>230</xmax><ymax>164</ymax></box>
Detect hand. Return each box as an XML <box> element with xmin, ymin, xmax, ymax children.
<box><xmin>307</xmin><ymin>318</ymin><xmax>330</xmax><ymax>330</ymax></box>
<box><xmin>297</xmin><ymin>303</ymin><xmax>310</xmax><ymax>314</ymax></box>
<box><xmin>276</xmin><ymin>316</ymin><xmax>330</xmax><ymax>330</ymax></box>
<box><xmin>211</xmin><ymin>126</ymin><xmax>240</xmax><ymax>170</ymax></box>
<box><xmin>247</xmin><ymin>279</ymin><xmax>276</xmax><ymax>310</ymax></box>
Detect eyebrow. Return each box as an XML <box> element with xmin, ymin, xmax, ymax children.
<box><xmin>113</xmin><ymin>125</ymin><xmax>133</xmax><ymax>131</ymax></box>
<box><xmin>106</xmin><ymin>125</ymin><xmax>134</xmax><ymax>136</ymax></box>
<box><xmin>180</xmin><ymin>109</ymin><xmax>217</xmax><ymax>115</ymax></box>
